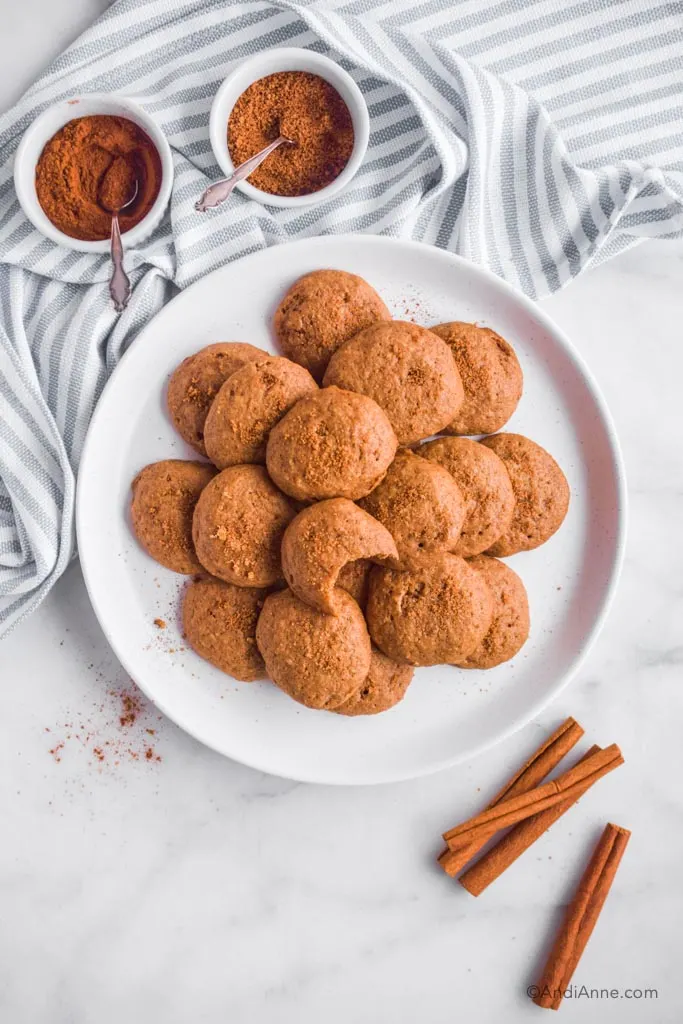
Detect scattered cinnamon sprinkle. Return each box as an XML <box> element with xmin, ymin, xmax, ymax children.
<box><xmin>119</xmin><ymin>691</ymin><xmax>142</xmax><ymax>727</ymax></box>
<box><xmin>44</xmin><ymin>684</ymin><xmax>163</xmax><ymax>769</ymax></box>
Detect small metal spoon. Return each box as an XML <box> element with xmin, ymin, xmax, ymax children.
<box><xmin>195</xmin><ymin>135</ymin><xmax>293</xmax><ymax>212</ymax></box>
<box><xmin>99</xmin><ymin>176</ymin><xmax>139</xmax><ymax>313</ymax></box>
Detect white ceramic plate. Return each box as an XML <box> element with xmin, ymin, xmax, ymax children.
<box><xmin>77</xmin><ymin>236</ymin><xmax>626</xmax><ymax>785</ymax></box>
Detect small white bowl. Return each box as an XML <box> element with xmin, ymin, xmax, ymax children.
<box><xmin>209</xmin><ymin>48</ymin><xmax>369</xmax><ymax>208</ymax></box>
<box><xmin>14</xmin><ymin>93</ymin><xmax>174</xmax><ymax>254</ymax></box>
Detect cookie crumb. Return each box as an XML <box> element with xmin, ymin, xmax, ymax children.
<box><xmin>154</xmin><ymin>617</ymin><xmax>166</xmax><ymax>629</ymax></box>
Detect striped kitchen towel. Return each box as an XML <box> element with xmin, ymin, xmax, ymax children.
<box><xmin>0</xmin><ymin>0</ymin><xmax>682</xmax><ymax>636</ymax></box>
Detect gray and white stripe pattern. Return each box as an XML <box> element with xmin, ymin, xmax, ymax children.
<box><xmin>0</xmin><ymin>0</ymin><xmax>681</xmax><ymax>635</ymax></box>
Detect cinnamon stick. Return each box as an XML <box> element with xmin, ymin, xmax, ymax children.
<box><xmin>443</xmin><ymin>744</ymin><xmax>623</xmax><ymax>851</ymax></box>
<box><xmin>459</xmin><ymin>746</ymin><xmax>601</xmax><ymax>896</ymax></box>
<box><xmin>438</xmin><ymin>717</ymin><xmax>584</xmax><ymax>877</ymax></box>
<box><xmin>533</xmin><ymin>823</ymin><xmax>631</xmax><ymax>1010</ymax></box>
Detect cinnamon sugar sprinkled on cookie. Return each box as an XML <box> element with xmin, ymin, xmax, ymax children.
<box><xmin>167</xmin><ymin>342</ymin><xmax>265</xmax><ymax>455</ymax></box>
<box><xmin>183</xmin><ymin>576</ymin><xmax>268</xmax><ymax>681</ymax></box>
<box><xmin>281</xmin><ymin>498</ymin><xmax>398</xmax><ymax>614</ymax></box>
<box><xmin>204</xmin><ymin>356</ymin><xmax>317</xmax><ymax>468</ymax></box>
<box><xmin>257</xmin><ymin>588</ymin><xmax>371</xmax><ymax>709</ymax></box>
<box><xmin>131</xmin><ymin>460</ymin><xmax>216</xmax><ymax>574</ymax></box>
<box><xmin>479</xmin><ymin>433</ymin><xmax>569</xmax><ymax>556</ymax></box>
<box><xmin>323</xmin><ymin>320</ymin><xmax>464</xmax><ymax>444</ymax></box>
<box><xmin>458</xmin><ymin>555</ymin><xmax>530</xmax><ymax>669</ymax></box>
<box><xmin>266</xmin><ymin>387</ymin><xmax>397</xmax><ymax>501</ymax></box>
<box><xmin>359</xmin><ymin>449</ymin><xmax>466</xmax><ymax>568</ymax></box>
<box><xmin>366</xmin><ymin>554</ymin><xmax>494</xmax><ymax>666</ymax></box>
<box><xmin>192</xmin><ymin>465</ymin><xmax>297</xmax><ymax>586</ymax></box>
<box><xmin>274</xmin><ymin>270</ymin><xmax>391</xmax><ymax>381</ymax></box>
<box><xmin>430</xmin><ymin>322</ymin><xmax>523</xmax><ymax>436</ymax></box>
<box><xmin>334</xmin><ymin>648</ymin><xmax>414</xmax><ymax>716</ymax></box>
<box><xmin>419</xmin><ymin>436</ymin><xmax>515</xmax><ymax>558</ymax></box>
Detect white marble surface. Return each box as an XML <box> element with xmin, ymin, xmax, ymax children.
<box><xmin>1</xmin><ymin>3</ymin><xmax>683</xmax><ymax>1022</ymax></box>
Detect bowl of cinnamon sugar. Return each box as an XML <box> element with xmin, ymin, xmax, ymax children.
<box><xmin>209</xmin><ymin>48</ymin><xmax>370</xmax><ymax>208</ymax></box>
<box><xmin>14</xmin><ymin>93</ymin><xmax>174</xmax><ymax>253</ymax></box>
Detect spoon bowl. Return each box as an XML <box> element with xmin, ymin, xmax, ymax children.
<box><xmin>99</xmin><ymin>158</ymin><xmax>140</xmax><ymax>215</ymax></box>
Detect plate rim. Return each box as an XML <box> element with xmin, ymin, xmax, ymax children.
<box><xmin>76</xmin><ymin>235</ymin><xmax>628</xmax><ymax>785</ymax></box>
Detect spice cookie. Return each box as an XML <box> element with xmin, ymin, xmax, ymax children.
<box><xmin>336</xmin><ymin>559</ymin><xmax>372</xmax><ymax>611</ymax></box>
<box><xmin>457</xmin><ymin>556</ymin><xmax>530</xmax><ymax>669</ymax></box>
<box><xmin>192</xmin><ymin>465</ymin><xmax>297</xmax><ymax>586</ymax></box>
<box><xmin>274</xmin><ymin>269</ymin><xmax>391</xmax><ymax>381</ymax></box>
<box><xmin>430</xmin><ymin>322</ymin><xmax>523</xmax><ymax>436</ymax></box>
<box><xmin>266</xmin><ymin>386</ymin><xmax>397</xmax><ymax>501</ymax></box>
<box><xmin>366</xmin><ymin>554</ymin><xmax>493</xmax><ymax>666</ymax></box>
<box><xmin>256</xmin><ymin>588</ymin><xmax>372</xmax><ymax>710</ymax></box>
<box><xmin>182</xmin><ymin>576</ymin><xmax>268</xmax><ymax>681</ymax></box>
<box><xmin>204</xmin><ymin>356</ymin><xmax>317</xmax><ymax>469</ymax></box>
<box><xmin>479</xmin><ymin>433</ymin><xmax>570</xmax><ymax>556</ymax></box>
<box><xmin>419</xmin><ymin>436</ymin><xmax>515</xmax><ymax>558</ymax></box>
<box><xmin>334</xmin><ymin>648</ymin><xmax>414</xmax><ymax>717</ymax></box>
<box><xmin>281</xmin><ymin>498</ymin><xmax>398</xmax><ymax>615</ymax></box>
<box><xmin>167</xmin><ymin>342</ymin><xmax>265</xmax><ymax>455</ymax></box>
<box><xmin>130</xmin><ymin>459</ymin><xmax>215</xmax><ymax>574</ymax></box>
<box><xmin>358</xmin><ymin>449</ymin><xmax>465</xmax><ymax>569</ymax></box>
<box><xmin>323</xmin><ymin>320</ymin><xmax>464</xmax><ymax>445</ymax></box>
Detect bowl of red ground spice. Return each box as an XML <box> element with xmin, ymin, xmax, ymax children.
<box><xmin>14</xmin><ymin>93</ymin><xmax>174</xmax><ymax>253</ymax></box>
<box><xmin>209</xmin><ymin>49</ymin><xmax>369</xmax><ymax>208</ymax></box>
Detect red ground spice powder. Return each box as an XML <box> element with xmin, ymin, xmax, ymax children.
<box><xmin>45</xmin><ymin>685</ymin><xmax>163</xmax><ymax>768</ymax></box>
<box><xmin>119</xmin><ymin>691</ymin><xmax>142</xmax><ymax>727</ymax></box>
<box><xmin>35</xmin><ymin>115</ymin><xmax>162</xmax><ymax>241</ymax></box>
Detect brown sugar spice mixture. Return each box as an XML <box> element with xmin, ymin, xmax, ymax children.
<box><xmin>227</xmin><ymin>71</ymin><xmax>354</xmax><ymax>196</ymax></box>
<box><xmin>35</xmin><ymin>115</ymin><xmax>162</xmax><ymax>241</ymax></box>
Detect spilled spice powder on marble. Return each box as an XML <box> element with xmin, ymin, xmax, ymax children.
<box><xmin>119</xmin><ymin>690</ymin><xmax>142</xmax><ymax>728</ymax></box>
<box><xmin>44</xmin><ymin>685</ymin><xmax>163</xmax><ymax>768</ymax></box>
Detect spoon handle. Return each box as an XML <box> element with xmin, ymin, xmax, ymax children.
<box><xmin>109</xmin><ymin>213</ymin><xmax>131</xmax><ymax>313</ymax></box>
<box><xmin>195</xmin><ymin>136</ymin><xmax>290</xmax><ymax>212</ymax></box>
